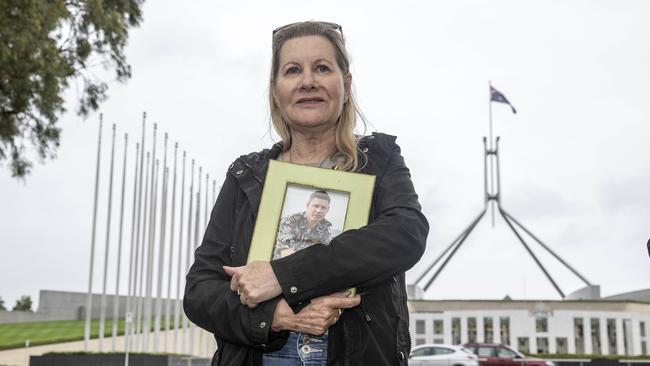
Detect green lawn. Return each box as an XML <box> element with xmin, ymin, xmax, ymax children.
<box><xmin>0</xmin><ymin>319</ymin><xmax>128</xmax><ymax>350</ymax></box>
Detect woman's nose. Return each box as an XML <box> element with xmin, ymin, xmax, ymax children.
<box><xmin>301</xmin><ymin>70</ymin><xmax>316</xmax><ymax>90</ymax></box>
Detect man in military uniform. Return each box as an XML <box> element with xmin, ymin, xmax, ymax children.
<box><xmin>274</xmin><ymin>190</ymin><xmax>333</xmax><ymax>259</ymax></box>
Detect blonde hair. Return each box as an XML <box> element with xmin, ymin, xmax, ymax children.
<box><xmin>269</xmin><ymin>21</ymin><xmax>366</xmax><ymax>172</ymax></box>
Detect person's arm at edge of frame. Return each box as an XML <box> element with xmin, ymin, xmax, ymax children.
<box><xmin>271</xmin><ymin>135</ymin><xmax>430</xmax><ymax>306</ymax></box>
<box><xmin>183</xmin><ymin>171</ymin><xmax>288</xmax><ymax>350</ymax></box>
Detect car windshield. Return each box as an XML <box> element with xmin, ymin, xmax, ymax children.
<box><xmin>460</xmin><ymin>347</ymin><xmax>474</xmax><ymax>354</ymax></box>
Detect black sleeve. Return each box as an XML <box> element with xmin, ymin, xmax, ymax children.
<box><xmin>271</xmin><ymin>141</ymin><xmax>429</xmax><ymax>305</ymax></box>
<box><xmin>184</xmin><ymin>172</ymin><xmax>288</xmax><ymax>349</ymax></box>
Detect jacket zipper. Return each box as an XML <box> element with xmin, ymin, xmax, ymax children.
<box><xmin>358</xmin><ymin>289</ymin><xmax>372</xmax><ymax>322</ymax></box>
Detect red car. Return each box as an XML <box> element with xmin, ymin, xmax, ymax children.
<box><xmin>463</xmin><ymin>343</ymin><xmax>555</xmax><ymax>366</ymax></box>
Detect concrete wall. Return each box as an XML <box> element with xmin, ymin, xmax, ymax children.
<box><xmin>0</xmin><ymin>310</ymin><xmax>72</xmax><ymax>324</ymax></box>
<box><xmin>0</xmin><ymin>290</ymin><xmax>182</xmax><ymax>324</ymax></box>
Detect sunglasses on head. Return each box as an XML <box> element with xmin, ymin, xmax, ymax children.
<box><xmin>272</xmin><ymin>21</ymin><xmax>344</xmax><ymax>38</ymax></box>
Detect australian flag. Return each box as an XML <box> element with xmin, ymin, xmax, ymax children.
<box><xmin>490</xmin><ymin>86</ymin><xmax>517</xmax><ymax>114</ymax></box>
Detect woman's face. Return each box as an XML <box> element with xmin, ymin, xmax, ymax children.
<box><xmin>273</xmin><ymin>35</ymin><xmax>350</xmax><ymax>133</ymax></box>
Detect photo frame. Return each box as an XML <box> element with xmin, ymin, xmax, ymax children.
<box><xmin>247</xmin><ymin>160</ymin><xmax>376</xmax><ymax>263</ymax></box>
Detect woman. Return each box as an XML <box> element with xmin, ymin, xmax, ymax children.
<box><xmin>184</xmin><ymin>21</ymin><xmax>429</xmax><ymax>366</ymax></box>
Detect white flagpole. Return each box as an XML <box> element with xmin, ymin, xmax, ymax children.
<box><xmin>488</xmin><ymin>81</ymin><xmax>496</xmax><ymax>227</ymax></box>
<box><xmin>204</xmin><ymin>173</ymin><xmax>209</xmax><ymax>230</ymax></box>
<box><xmin>84</xmin><ymin>114</ymin><xmax>103</xmax><ymax>351</ymax></box>
<box><xmin>99</xmin><ymin>124</ymin><xmax>117</xmax><ymax>352</ymax></box>
<box><xmin>131</xmin><ymin>114</ymin><xmax>146</xmax><ymax>351</ymax></box>
<box><xmin>136</xmin><ymin>151</ymin><xmax>150</xmax><ymax>351</ymax></box>
<box><xmin>112</xmin><ymin>133</ymin><xmax>129</xmax><ymax>351</ymax></box>
<box><xmin>165</xmin><ymin>142</ymin><xmax>179</xmax><ymax>352</ymax></box>
<box><xmin>182</xmin><ymin>160</ymin><xmax>195</xmax><ymax>354</ymax></box>
<box><xmin>143</xmin><ymin>124</ymin><xmax>158</xmax><ymax>351</ymax></box>
<box><xmin>124</xmin><ymin>141</ymin><xmax>139</xmax><ymax>366</ymax></box>
<box><xmin>173</xmin><ymin>151</ymin><xmax>186</xmax><ymax>353</ymax></box>
<box><xmin>154</xmin><ymin>134</ymin><xmax>169</xmax><ymax>352</ymax></box>
<box><xmin>189</xmin><ymin>167</ymin><xmax>202</xmax><ymax>354</ymax></box>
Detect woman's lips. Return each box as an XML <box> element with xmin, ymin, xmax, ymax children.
<box><xmin>296</xmin><ymin>97</ymin><xmax>325</xmax><ymax>105</ymax></box>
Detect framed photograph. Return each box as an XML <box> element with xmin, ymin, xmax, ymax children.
<box><xmin>247</xmin><ymin>160</ymin><xmax>376</xmax><ymax>263</ymax></box>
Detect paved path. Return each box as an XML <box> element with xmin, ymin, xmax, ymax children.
<box><xmin>0</xmin><ymin>327</ymin><xmax>214</xmax><ymax>366</ymax></box>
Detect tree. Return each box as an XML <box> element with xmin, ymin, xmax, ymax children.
<box><xmin>12</xmin><ymin>295</ymin><xmax>33</xmax><ymax>311</ymax></box>
<box><xmin>0</xmin><ymin>296</ymin><xmax>6</xmax><ymax>311</ymax></box>
<box><xmin>0</xmin><ymin>0</ymin><xmax>144</xmax><ymax>178</ymax></box>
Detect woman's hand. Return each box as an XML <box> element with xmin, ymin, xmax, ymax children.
<box><xmin>271</xmin><ymin>291</ymin><xmax>361</xmax><ymax>336</ymax></box>
<box><xmin>224</xmin><ymin>262</ymin><xmax>282</xmax><ymax>308</ymax></box>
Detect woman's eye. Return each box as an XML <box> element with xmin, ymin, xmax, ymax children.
<box><xmin>285</xmin><ymin>66</ymin><xmax>300</xmax><ymax>75</ymax></box>
<box><xmin>316</xmin><ymin>64</ymin><xmax>330</xmax><ymax>73</ymax></box>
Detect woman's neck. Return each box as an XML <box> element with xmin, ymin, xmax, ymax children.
<box><xmin>285</xmin><ymin>127</ymin><xmax>336</xmax><ymax>165</ymax></box>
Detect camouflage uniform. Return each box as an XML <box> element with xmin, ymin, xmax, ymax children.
<box><xmin>273</xmin><ymin>212</ymin><xmax>333</xmax><ymax>259</ymax></box>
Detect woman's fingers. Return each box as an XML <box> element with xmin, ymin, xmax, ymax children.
<box><xmin>319</xmin><ymin>294</ymin><xmax>361</xmax><ymax>310</ymax></box>
<box><xmin>295</xmin><ymin>316</ymin><xmax>333</xmax><ymax>336</ymax></box>
<box><xmin>292</xmin><ymin>295</ymin><xmax>357</xmax><ymax>335</ymax></box>
<box><xmin>223</xmin><ymin>266</ymin><xmax>241</xmax><ymax>293</ymax></box>
<box><xmin>223</xmin><ymin>262</ymin><xmax>281</xmax><ymax>307</ymax></box>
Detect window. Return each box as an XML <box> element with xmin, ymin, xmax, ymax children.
<box><xmin>536</xmin><ymin>317</ymin><xmax>548</xmax><ymax>333</ymax></box>
<box><xmin>477</xmin><ymin>347</ymin><xmax>497</xmax><ymax>357</ymax></box>
<box><xmin>500</xmin><ymin>317</ymin><xmax>511</xmax><ymax>345</ymax></box>
<box><xmin>484</xmin><ymin>317</ymin><xmax>494</xmax><ymax>343</ymax></box>
<box><xmin>537</xmin><ymin>337</ymin><xmax>549</xmax><ymax>354</ymax></box>
<box><xmin>411</xmin><ymin>347</ymin><xmax>434</xmax><ymax>357</ymax></box>
<box><xmin>433</xmin><ymin>338</ymin><xmax>444</xmax><ymax>344</ymax></box>
<box><xmin>641</xmin><ymin>321</ymin><xmax>646</xmax><ymax>337</ymax></box>
<box><xmin>607</xmin><ymin>319</ymin><xmax>617</xmax><ymax>355</ymax></box>
<box><xmin>574</xmin><ymin>318</ymin><xmax>585</xmax><ymax>354</ymax></box>
<box><xmin>416</xmin><ymin>320</ymin><xmax>425</xmax><ymax>335</ymax></box>
<box><xmin>517</xmin><ymin>337</ymin><xmax>530</xmax><ymax>354</ymax></box>
<box><xmin>591</xmin><ymin>318</ymin><xmax>601</xmax><ymax>355</ymax></box>
<box><xmin>642</xmin><ymin>341</ymin><xmax>647</xmax><ymax>355</ymax></box>
<box><xmin>435</xmin><ymin>347</ymin><xmax>454</xmax><ymax>355</ymax></box>
<box><xmin>415</xmin><ymin>338</ymin><xmax>426</xmax><ymax>346</ymax></box>
<box><xmin>556</xmin><ymin>337</ymin><xmax>568</xmax><ymax>354</ymax></box>
<box><xmin>452</xmin><ymin>318</ymin><xmax>461</xmax><ymax>345</ymax></box>
<box><xmin>497</xmin><ymin>347</ymin><xmax>517</xmax><ymax>358</ymax></box>
<box><xmin>433</xmin><ymin>319</ymin><xmax>443</xmax><ymax>335</ymax></box>
<box><xmin>468</xmin><ymin>317</ymin><xmax>477</xmax><ymax>343</ymax></box>
<box><xmin>623</xmin><ymin>319</ymin><xmax>632</xmax><ymax>355</ymax></box>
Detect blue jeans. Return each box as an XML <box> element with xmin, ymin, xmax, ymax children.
<box><xmin>262</xmin><ymin>332</ymin><xmax>328</xmax><ymax>366</ymax></box>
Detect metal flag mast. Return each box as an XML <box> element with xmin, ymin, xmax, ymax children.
<box><xmin>412</xmin><ymin>82</ymin><xmax>594</xmax><ymax>299</ymax></box>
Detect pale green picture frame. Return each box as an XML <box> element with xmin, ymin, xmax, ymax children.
<box><xmin>247</xmin><ymin>160</ymin><xmax>376</xmax><ymax>263</ymax></box>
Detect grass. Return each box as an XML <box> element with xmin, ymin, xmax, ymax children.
<box><xmin>0</xmin><ymin>318</ymin><xmax>178</xmax><ymax>351</ymax></box>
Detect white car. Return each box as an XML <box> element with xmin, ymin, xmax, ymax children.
<box><xmin>409</xmin><ymin>344</ymin><xmax>479</xmax><ymax>366</ymax></box>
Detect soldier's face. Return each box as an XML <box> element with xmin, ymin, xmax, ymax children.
<box><xmin>306</xmin><ymin>198</ymin><xmax>330</xmax><ymax>223</ymax></box>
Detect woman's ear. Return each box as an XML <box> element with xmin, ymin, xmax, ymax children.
<box><xmin>272</xmin><ymin>87</ymin><xmax>279</xmax><ymax>105</ymax></box>
<box><xmin>344</xmin><ymin>73</ymin><xmax>352</xmax><ymax>102</ymax></box>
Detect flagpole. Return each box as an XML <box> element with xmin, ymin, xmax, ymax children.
<box><xmin>112</xmin><ymin>132</ymin><xmax>129</xmax><ymax>351</ymax></box>
<box><xmin>488</xmin><ymin>80</ymin><xmax>493</xmax><ymax>150</ymax></box>
<box><xmin>182</xmin><ymin>159</ymin><xmax>195</xmax><ymax>354</ymax></box>
<box><xmin>132</xmin><ymin>114</ymin><xmax>146</xmax><ymax>351</ymax></box>
<box><xmin>84</xmin><ymin>114</ymin><xmax>103</xmax><ymax>351</ymax></box>
<box><xmin>189</xmin><ymin>166</ymin><xmax>202</xmax><ymax>354</ymax></box>
<box><xmin>136</xmin><ymin>151</ymin><xmax>150</xmax><ymax>351</ymax></box>
<box><xmin>124</xmin><ymin>141</ymin><xmax>139</xmax><ymax>366</ymax></box>
<box><xmin>165</xmin><ymin>142</ymin><xmax>179</xmax><ymax>352</ymax></box>
<box><xmin>154</xmin><ymin>133</ymin><xmax>169</xmax><ymax>353</ymax></box>
<box><xmin>173</xmin><ymin>151</ymin><xmax>186</xmax><ymax>353</ymax></box>
<box><xmin>99</xmin><ymin>124</ymin><xmax>117</xmax><ymax>352</ymax></box>
<box><xmin>144</xmin><ymin>123</ymin><xmax>158</xmax><ymax>351</ymax></box>
<box><xmin>488</xmin><ymin>81</ymin><xmax>496</xmax><ymax>227</ymax></box>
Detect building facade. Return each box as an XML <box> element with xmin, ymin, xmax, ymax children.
<box><xmin>408</xmin><ymin>300</ymin><xmax>650</xmax><ymax>356</ymax></box>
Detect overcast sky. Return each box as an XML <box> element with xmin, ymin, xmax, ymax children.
<box><xmin>1</xmin><ymin>0</ymin><xmax>649</xmax><ymax>309</ymax></box>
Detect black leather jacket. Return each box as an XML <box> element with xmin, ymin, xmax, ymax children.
<box><xmin>184</xmin><ymin>133</ymin><xmax>429</xmax><ymax>365</ymax></box>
